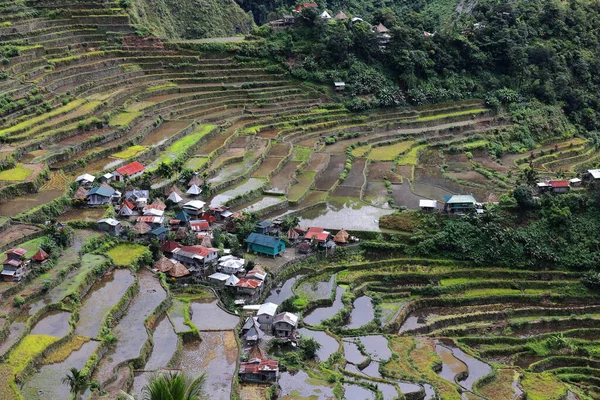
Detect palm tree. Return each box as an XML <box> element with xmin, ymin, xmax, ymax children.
<box><xmin>62</xmin><ymin>367</ymin><xmax>89</xmax><ymax>399</ymax></box>
<box><xmin>142</xmin><ymin>371</ymin><xmax>206</xmax><ymax>400</ymax></box>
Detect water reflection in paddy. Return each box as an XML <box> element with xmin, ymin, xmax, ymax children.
<box><xmin>279</xmin><ymin>370</ymin><xmax>335</xmax><ymax>399</ymax></box>
<box><xmin>303</xmin><ymin>286</ymin><xmax>346</xmax><ymax>325</ymax></box>
<box><xmin>265</xmin><ymin>275</ymin><xmax>304</xmax><ymax>304</ymax></box>
<box><xmin>298</xmin><ymin>328</ymin><xmax>338</xmax><ymax>361</ymax></box>
<box><xmin>345</xmin><ymin>296</ymin><xmax>375</xmax><ymax>329</ymax></box>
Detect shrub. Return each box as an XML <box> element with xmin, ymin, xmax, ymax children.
<box><xmin>13</xmin><ymin>296</ymin><xmax>25</xmax><ymax>307</ymax></box>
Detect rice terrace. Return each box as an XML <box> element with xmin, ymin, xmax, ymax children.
<box><xmin>1</xmin><ymin>0</ymin><xmax>600</xmax><ymax>400</ymax></box>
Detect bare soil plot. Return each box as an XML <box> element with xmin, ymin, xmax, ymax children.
<box><xmin>314</xmin><ymin>154</ymin><xmax>345</xmax><ymax>190</ymax></box>
<box><xmin>333</xmin><ymin>186</ymin><xmax>361</xmax><ymax>197</ymax></box>
<box><xmin>251</xmin><ymin>157</ymin><xmax>282</xmax><ymax>178</ymax></box>
<box><xmin>306</xmin><ymin>152</ymin><xmax>329</xmax><ymax>172</ymax></box>
<box><xmin>368</xmin><ymin>162</ymin><xmax>402</xmax><ymax>183</ymax></box>
<box><xmin>0</xmin><ymin>224</ymin><xmax>41</xmax><ymax>248</ymax></box>
<box><xmin>140</xmin><ymin>120</ymin><xmax>192</xmax><ymax>147</ymax></box>
<box><xmin>268</xmin><ymin>142</ymin><xmax>291</xmax><ymax>157</ymax></box>
<box><xmin>270</xmin><ymin>161</ymin><xmax>300</xmax><ymax>192</ymax></box>
<box><xmin>391</xmin><ymin>181</ymin><xmax>425</xmax><ymax>209</ymax></box>
<box><xmin>342</xmin><ymin>158</ymin><xmax>367</xmax><ymax>187</ymax></box>
<box><xmin>257</xmin><ymin>129</ymin><xmax>280</xmax><ymax>138</ymax></box>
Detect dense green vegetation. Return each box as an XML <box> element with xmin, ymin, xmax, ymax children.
<box><xmin>127</xmin><ymin>0</ymin><xmax>254</xmax><ymax>38</ymax></box>
<box><xmin>248</xmin><ymin>0</ymin><xmax>600</xmax><ymax>146</ymax></box>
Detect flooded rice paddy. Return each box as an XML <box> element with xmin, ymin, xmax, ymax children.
<box><xmin>279</xmin><ymin>370</ymin><xmax>335</xmax><ymax>400</ymax></box>
<box><xmin>21</xmin><ymin>340</ymin><xmax>98</xmax><ymax>400</ymax></box>
<box><xmin>0</xmin><ymin>189</ymin><xmax>64</xmax><ymax>216</ymax></box>
<box><xmin>343</xmin><ymin>383</ymin><xmax>376</xmax><ymax>400</ymax></box>
<box><xmin>30</xmin><ymin>310</ymin><xmax>71</xmax><ymax>337</ymax></box>
<box><xmin>303</xmin><ymin>286</ymin><xmax>346</xmax><ymax>325</ymax></box>
<box><xmin>74</xmin><ymin>269</ymin><xmax>135</xmax><ymax>338</ymax></box>
<box><xmin>345</xmin><ymin>296</ymin><xmax>375</xmax><ymax>329</ymax></box>
<box><xmin>95</xmin><ymin>269</ymin><xmax>167</xmax><ymax>388</ymax></box>
<box><xmin>177</xmin><ymin>331</ymin><xmax>238</xmax><ymax>400</ymax></box>
<box><xmin>209</xmin><ymin>178</ymin><xmax>265</xmax><ymax>207</ymax></box>
<box><xmin>298</xmin><ymin>328</ymin><xmax>339</xmax><ymax>361</ymax></box>
<box><xmin>265</xmin><ymin>275</ymin><xmax>304</xmax><ymax>304</ymax></box>
<box><xmin>189</xmin><ymin>299</ymin><xmax>239</xmax><ymax>331</ymax></box>
<box><xmin>297</xmin><ymin>275</ymin><xmax>335</xmax><ymax>301</ymax></box>
<box><xmin>297</xmin><ymin>199</ymin><xmax>394</xmax><ymax>231</ymax></box>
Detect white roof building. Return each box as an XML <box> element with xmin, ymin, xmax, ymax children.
<box><xmin>76</xmin><ymin>173</ymin><xmax>95</xmax><ymax>184</ymax></box>
<box><xmin>208</xmin><ymin>272</ymin><xmax>230</xmax><ymax>282</ymax></box>
<box><xmin>257</xmin><ymin>302</ymin><xmax>278</xmax><ymax>317</ymax></box>
<box><xmin>187</xmin><ymin>184</ymin><xmax>202</xmax><ymax>195</ymax></box>
<box><xmin>320</xmin><ymin>10</ymin><xmax>332</xmax><ymax>19</ymax></box>
<box><xmin>143</xmin><ymin>208</ymin><xmax>165</xmax><ymax>217</ymax></box>
<box><xmin>588</xmin><ymin>169</ymin><xmax>600</xmax><ymax>179</ymax></box>
<box><xmin>225</xmin><ymin>274</ymin><xmax>240</xmax><ymax>287</ymax></box>
<box><xmin>167</xmin><ymin>191</ymin><xmax>183</xmax><ymax>204</ymax></box>
<box><xmin>419</xmin><ymin>199</ymin><xmax>438</xmax><ymax>209</ymax></box>
<box><xmin>97</xmin><ymin>218</ymin><xmax>120</xmax><ymax>226</ymax></box>
<box><xmin>183</xmin><ymin>200</ymin><xmax>206</xmax><ymax>210</ymax></box>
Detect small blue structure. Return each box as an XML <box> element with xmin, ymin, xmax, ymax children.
<box><xmin>87</xmin><ymin>186</ymin><xmax>115</xmax><ymax>205</ymax></box>
<box><xmin>255</xmin><ymin>220</ymin><xmax>274</xmax><ymax>234</ymax></box>
<box><xmin>173</xmin><ymin>210</ymin><xmax>191</xmax><ymax>224</ymax></box>
<box><xmin>149</xmin><ymin>226</ymin><xmax>169</xmax><ymax>241</ymax></box>
<box><xmin>246</xmin><ymin>233</ymin><xmax>285</xmax><ymax>257</ymax></box>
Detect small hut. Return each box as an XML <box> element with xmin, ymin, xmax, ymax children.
<box><xmin>188</xmin><ymin>175</ymin><xmax>203</xmax><ymax>188</ymax></box>
<box><xmin>286</xmin><ymin>228</ymin><xmax>300</xmax><ymax>243</ymax></box>
<box><xmin>187</xmin><ymin>184</ymin><xmax>202</xmax><ymax>196</ymax></box>
<box><xmin>31</xmin><ymin>249</ymin><xmax>49</xmax><ymax>264</ymax></box>
<box><xmin>333</xmin><ymin>228</ymin><xmax>350</xmax><ymax>244</ymax></box>
<box><xmin>153</xmin><ymin>257</ymin><xmax>190</xmax><ymax>279</ymax></box>
<box><xmin>334</xmin><ymin>11</ymin><xmax>348</xmax><ymax>20</ymax></box>
<box><xmin>73</xmin><ymin>186</ymin><xmax>89</xmax><ymax>201</ymax></box>
<box><xmin>168</xmin><ymin>185</ymin><xmax>185</xmax><ymax>197</ymax></box>
<box><xmin>167</xmin><ymin>191</ymin><xmax>183</xmax><ymax>204</ymax></box>
<box><xmin>131</xmin><ymin>221</ymin><xmax>152</xmax><ymax>236</ymax></box>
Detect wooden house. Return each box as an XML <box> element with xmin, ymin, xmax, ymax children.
<box><xmin>246</xmin><ymin>233</ymin><xmax>285</xmax><ymax>257</ymax></box>
<box><xmin>443</xmin><ymin>195</ymin><xmax>476</xmax><ymax>214</ymax></box>
<box><xmin>172</xmin><ymin>245</ymin><xmax>219</xmax><ymax>276</ymax></box>
<box><xmin>272</xmin><ymin>312</ymin><xmax>298</xmax><ymax>338</ymax></box>
<box><xmin>97</xmin><ymin>218</ymin><xmax>122</xmax><ymax>236</ymax></box>
<box><xmin>1</xmin><ymin>248</ymin><xmax>28</xmax><ymax>282</ymax></box>
<box><xmin>86</xmin><ymin>186</ymin><xmax>115</xmax><ymax>206</ymax></box>
<box><xmin>31</xmin><ymin>249</ymin><xmax>50</xmax><ymax>264</ymax></box>
<box><xmin>238</xmin><ymin>358</ymin><xmax>278</xmax><ymax>383</ymax></box>
<box><xmin>112</xmin><ymin>161</ymin><xmax>145</xmax><ymax>182</ymax></box>
<box><xmin>255</xmin><ymin>220</ymin><xmax>274</xmax><ymax>235</ymax></box>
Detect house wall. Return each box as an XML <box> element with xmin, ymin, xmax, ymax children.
<box><xmin>273</xmin><ymin>322</ymin><xmax>293</xmax><ymax>337</ymax></box>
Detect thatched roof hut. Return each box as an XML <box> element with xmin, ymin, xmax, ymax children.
<box><xmin>333</xmin><ymin>228</ymin><xmax>350</xmax><ymax>244</ymax></box>
<box><xmin>73</xmin><ymin>186</ymin><xmax>89</xmax><ymax>200</ymax></box>
<box><xmin>131</xmin><ymin>221</ymin><xmax>152</xmax><ymax>235</ymax></box>
<box><xmin>154</xmin><ymin>257</ymin><xmax>190</xmax><ymax>278</ymax></box>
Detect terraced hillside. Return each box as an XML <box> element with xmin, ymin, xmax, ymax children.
<box><xmin>0</xmin><ymin>0</ymin><xmax>514</xmax><ymax>225</ymax></box>
<box><xmin>271</xmin><ymin>256</ymin><xmax>599</xmax><ymax>400</ymax></box>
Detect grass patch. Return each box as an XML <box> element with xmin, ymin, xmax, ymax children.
<box><xmin>185</xmin><ymin>157</ymin><xmax>210</xmax><ymax>170</ymax></box>
<box><xmin>146</xmin><ymin>83</ymin><xmax>177</xmax><ymax>91</ymax></box>
<box><xmin>169</xmin><ymin>124</ymin><xmax>215</xmax><ymax>155</ymax></box>
<box><xmin>459</xmin><ymin>288</ymin><xmax>552</xmax><ymax>298</ymax></box>
<box><xmin>462</xmin><ymin>140</ymin><xmax>489</xmax><ymax>150</ymax></box>
<box><xmin>0</xmin><ymin>164</ymin><xmax>33</xmax><ymax>181</ymax></box>
<box><xmin>42</xmin><ymin>335</ymin><xmax>90</xmax><ymax>365</ymax></box>
<box><xmin>126</xmin><ymin>101</ymin><xmax>156</xmax><ymax>112</ymax></box>
<box><xmin>397</xmin><ymin>145</ymin><xmax>426</xmax><ymax>166</ymax></box>
<box><xmin>112</xmin><ymin>145</ymin><xmax>146</xmax><ymax>159</ymax></box>
<box><xmin>352</xmin><ymin>145</ymin><xmax>370</xmax><ymax>157</ymax></box>
<box><xmin>369</xmin><ymin>141</ymin><xmax>414</xmax><ymax>161</ymax></box>
<box><xmin>292</xmin><ymin>146</ymin><xmax>312</xmax><ymax>162</ymax></box>
<box><xmin>0</xmin><ymin>99</ymin><xmax>86</xmax><ymax>136</ymax></box>
<box><xmin>520</xmin><ymin>372</ymin><xmax>567</xmax><ymax>400</ymax></box>
<box><xmin>288</xmin><ymin>171</ymin><xmax>316</xmax><ymax>202</ymax></box>
<box><xmin>106</xmin><ymin>244</ymin><xmax>148</xmax><ymax>267</ymax></box>
<box><xmin>7</xmin><ymin>334</ymin><xmax>59</xmax><ymax>374</ymax></box>
<box><xmin>478</xmin><ymin>369</ymin><xmax>519</xmax><ymax>399</ymax></box>
<box><xmin>109</xmin><ymin>111</ymin><xmax>142</xmax><ymax>127</ymax></box>
<box><xmin>416</xmin><ymin>108</ymin><xmax>489</xmax><ymax>122</ymax></box>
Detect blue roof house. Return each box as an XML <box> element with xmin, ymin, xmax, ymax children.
<box><xmin>255</xmin><ymin>220</ymin><xmax>274</xmax><ymax>234</ymax></box>
<box><xmin>149</xmin><ymin>226</ymin><xmax>169</xmax><ymax>241</ymax></box>
<box><xmin>86</xmin><ymin>186</ymin><xmax>115</xmax><ymax>205</ymax></box>
<box><xmin>246</xmin><ymin>233</ymin><xmax>285</xmax><ymax>257</ymax></box>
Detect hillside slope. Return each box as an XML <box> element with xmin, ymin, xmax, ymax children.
<box><xmin>128</xmin><ymin>0</ymin><xmax>254</xmax><ymax>38</ymax></box>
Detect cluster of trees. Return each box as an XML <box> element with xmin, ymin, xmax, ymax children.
<box><xmin>406</xmin><ymin>187</ymin><xmax>600</xmax><ymax>270</ymax></box>
<box><xmin>251</xmin><ymin>0</ymin><xmax>600</xmax><ymax>137</ymax></box>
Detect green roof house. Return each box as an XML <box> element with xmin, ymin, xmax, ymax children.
<box><xmin>246</xmin><ymin>233</ymin><xmax>285</xmax><ymax>257</ymax></box>
<box><xmin>444</xmin><ymin>195</ymin><xmax>477</xmax><ymax>214</ymax></box>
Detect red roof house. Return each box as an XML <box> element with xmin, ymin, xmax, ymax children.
<box><xmin>7</xmin><ymin>248</ymin><xmax>27</xmax><ymax>257</ymax></box>
<box><xmin>190</xmin><ymin>220</ymin><xmax>210</xmax><ymax>232</ymax></box>
<box><xmin>239</xmin><ymin>358</ymin><xmax>279</xmax><ymax>383</ymax></box>
<box><xmin>160</xmin><ymin>240</ymin><xmax>181</xmax><ymax>254</ymax></box>
<box><xmin>31</xmin><ymin>249</ymin><xmax>50</xmax><ymax>263</ymax></box>
<box><xmin>294</xmin><ymin>2</ymin><xmax>318</xmax><ymax>12</ymax></box>
<box><xmin>112</xmin><ymin>161</ymin><xmax>145</xmax><ymax>182</ymax></box>
<box><xmin>305</xmin><ymin>227</ymin><xmax>331</xmax><ymax>243</ymax></box>
<box><xmin>550</xmin><ymin>180</ymin><xmax>570</xmax><ymax>193</ymax></box>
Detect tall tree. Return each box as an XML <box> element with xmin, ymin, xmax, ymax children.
<box><xmin>142</xmin><ymin>371</ymin><xmax>206</xmax><ymax>400</ymax></box>
<box><xmin>62</xmin><ymin>368</ymin><xmax>89</xmax><ymax>400</ymax></box>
